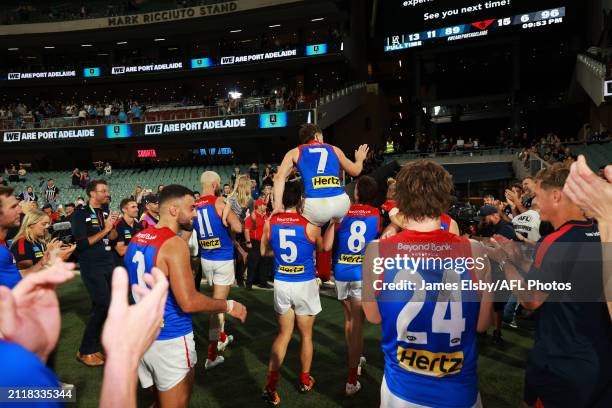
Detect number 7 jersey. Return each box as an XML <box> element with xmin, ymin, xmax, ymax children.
<box><xmin>125</xmin><ymin>226</ymin><xmax>193</xmax><ymax>341</ymax></box>
<box><xmin>377</xmin><ymin>229</ymin><xmax>481</xmax><ymax>408</ymax></box>
<box><xmin>296</xmin><ymin>141</ymin><xmax>344</xmax><ymax>198</ymax></box>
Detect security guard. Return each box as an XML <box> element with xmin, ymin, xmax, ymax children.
<box><xmin>71</xmin><ymin>179</ymin><xmax>118</xmax><ymax>366</ymax></box>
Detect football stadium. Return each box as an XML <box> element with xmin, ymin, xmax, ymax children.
<box><xmin>0</xmin><ymin>1</ymin><xmax>611</xmax><ymax>407</ymax></box>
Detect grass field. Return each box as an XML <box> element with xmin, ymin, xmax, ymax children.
<box><xmin>54</xmin><ymin>278</ymin><xmax>534</xmax><ymax>408</ymax></box>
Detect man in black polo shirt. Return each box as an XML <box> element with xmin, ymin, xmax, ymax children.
<box><xmin>109</xmin><ymin>198</ymin><xmax>143</xmax><ymax>268</ymax></box>
<box><xmin>477</xmin><ymin>204</ymin><xmax>518</xmax><ymax>344</ymax></box>
<box><xmin>71</xmin><ymin>179</ymin><xmax>118</xmax><ymax>367</ymax></box>
<box><xmin>488</xmin><ymin>163</ymin><xmax>611</xmax><ymax>407</ymax></box>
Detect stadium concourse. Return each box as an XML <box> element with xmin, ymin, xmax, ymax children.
<box><xmin>1</xmin><ymin>1</ymin><xmax>611</xmax><ymax>408</ymax></box>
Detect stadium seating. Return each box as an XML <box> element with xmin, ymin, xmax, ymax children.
<box><xmin>9</xmin><ymin>164</ymin><xmax>257</xmax><ymax>207</ymax></box>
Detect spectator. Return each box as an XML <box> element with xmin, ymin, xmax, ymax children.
<box><xmin>118</xmin><ymin>109</ymin><xmax>128</xmax><ymax>123</ymax></box>
<box><xmin>230</xmin><ymin>166</ymin><xmax>240</xmax><ymax>187</ymax></box>
<box><xmin>130</xmin><ymin>102</ymin><xmax>142</xmax><ymax>122</ymax></box>
<box><xmin>42</xmin><ymin>203</ymin><xmax>59</xmax><ymax>224</ymax></box>
<box><xmin>222</xmin><ymin>183</ymin><xmax>231</xmax><ymax>199</ymax></box>
<box><xmin>71</xmin><ymin>168</ymin><xmax>81</xmax><ymax>188</ymax></box>
<box><xmin>262</xmin><ymin>164</ymin><xmax>274</xmax><ymax>187</ymax></box>
<box><xmin>104</xmin><ymin>162</ymin><xmax>112</xmax><ymax>178</ymax></box>
<box><xmin>0</xmin><ymin>176</ymin><xmax>7</xmax><ymax>187</ymax></box>
<box><xmin>63</xmin><ymin>203</ymin><xmax>76</xmax><ymax>222</ymax></box>
<box><xmin>18</xmin><ymin>186</ymin><xmax>38</xmax><ymax>203</ymax></box>
<box><xmin>43</xmin><ymin>179</ymin><xmax>60</xmax><ymax>211</ymax></box>
<box><xmin>10</xmin><ymin>209</ymin><xmax>75</xmax><ymax>276</ymax></box>
<box><xmin>245</xmin><ymin>198</ymin><xmax>272</xmax><ymax>289</ymax></box>
<box><xmin>139</xmin><ymin>194</ymin><xmax>159</xmax><ymax>228</ymax></box>
<box><xmin>78</xmin><ymin>106</ymin><xmax>87</xmax><ymax>125</ymax></box>
<box><xmin>250</xmin><ymin>179</ymin><xmax>260</xmax><ymax>200</ymax></box>
<box><xmin>80</xmin><ymin>171</ymin><xmax>91</xmax><ymax>189</ymax></box>
<box><xmin>249</xmin><ymin>162</ymin><xmax>259</xmax><ymax>186</ymax></box>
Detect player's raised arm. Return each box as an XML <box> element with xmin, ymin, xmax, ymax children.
<box><xmin>273</xmin><ymin>149</ymin><xmax>297</xmax><ymax>213</ymax></box>
<box><xmin>333</xmin><ymin>145</ymin><xmax>369</xmax><ymax>177</ymax></box>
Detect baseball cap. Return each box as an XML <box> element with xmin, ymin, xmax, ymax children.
<box><xmin>476</xmin><ymin>205</ymin><xmax>498</xmax><ymax>220</ymax></box>
<box><xmin>142</xmin><ymin>194</ymin><xmax>158</xmax><ymax>205</ymax></box>
<box><xmin>255</xmin><ymin>198</ymin><xmax>266</xmax><ymax>207</ymax></box>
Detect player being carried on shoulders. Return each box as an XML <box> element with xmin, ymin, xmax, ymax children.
<box><xmin>273</xmin><ymin>123</ymin><xmax>369</xmax><ymax>227</ymax></box>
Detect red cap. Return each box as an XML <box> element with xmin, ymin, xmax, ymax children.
<box><xmin>255</xmin><ymin>198</ymin><xmax>266</xmax><ymax>207</ymax></box>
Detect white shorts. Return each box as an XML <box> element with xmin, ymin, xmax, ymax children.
<box><xmin>380</xmin><ymin>376</ymin><xmax>482</xmax><ymax>408</ymax></box>
<box><xmin>201</xmin><ymin>258</ymin><xmax>235</xmax><ymax>286</ymax></box>
<box><xmin>336</xmin><ymin>280</ymin><xmax>362</xmax><ymax>301</ymax></box>
<box><xmin>138</xmin><ymin>332</ymin><xmax>197</xmax><ymax>392</ymax></box>
<box><xmin>274</xmin><ymin>279</ymin><xmax>322</xmax><ymax>316</ymax></box>
<box><xmin>302</xmin><ymin>193</ymin><xmax>351</xmax><ymax>227</ymax></box>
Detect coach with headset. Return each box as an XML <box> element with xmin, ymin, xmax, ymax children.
<box><xmin>71</xmin><ymin>179</ymin><xmax>118</xmax><ymax>367</ymax></box>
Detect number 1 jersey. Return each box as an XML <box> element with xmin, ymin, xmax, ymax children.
<box><xmin>125</xmin><ymin>226</ymin><xmax>193</xmax><ymax>341</ymax></box>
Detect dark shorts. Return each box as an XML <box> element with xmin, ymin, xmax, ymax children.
<box><xmin>524</xmin><ymin>363</ymin><xmax>610</xmax><ymax>407</ymax></box>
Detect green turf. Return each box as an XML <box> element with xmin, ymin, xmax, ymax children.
<box><xmin>54</xmin><ymin>278</ymin><xmax>533</xmax><ymax>407</ymax></box>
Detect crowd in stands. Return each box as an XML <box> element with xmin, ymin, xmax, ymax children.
<box><xmin>0</xmin><ymin>85</ymin><xmax>313</xmax><ymax>129</ymax></box>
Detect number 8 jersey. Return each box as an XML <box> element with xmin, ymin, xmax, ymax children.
<box><xmin>377</xmin><ymin>229</ymin><xmax>481</xmax><ymax>408</ymax></box>
<box><xmin>269</xmin><ymin>212</ymin><xmax>316</xmax><ymax>282</ymax></box>
<box><xmin>333</xmin><ymin>204</ymin><xmax>381</xmax><ymax>282</ymax></box>
<box><xmin>125</xmin><ymin>226</ymin><xmax>193</xmax><ymax>341</ymax></box>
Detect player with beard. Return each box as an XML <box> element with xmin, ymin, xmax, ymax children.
<box><xmin>0</xmin><ymin>187</ymin><xmax>23</xmax><ymax>288</ymax></box>
<box><xmin>125</xmin><ymin>184</ymin><xmax>247</xmax><ymax>407</ymax></box>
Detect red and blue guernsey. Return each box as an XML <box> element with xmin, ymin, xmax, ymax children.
<box><xmin>377</xmin><ymin>229</ymin><xmax>480</xmax><ymax>408</ymax></box>
<box><xmin>333</xmin><ymin>204</ymin><xmax>381</xmax><ymax>282</ymax></box>
<box><xmin>296</xmin><ymin>141</ymin><xmax>344</xmax><ymax>199</ymax></box>
<box><xmin>194</xmin><ymin>195</ymin><xmax>233</xmax><ymax>261</ymax></box>
<box><xmin>440</xmin><ymin>214</ymin><xmax>452</xmax><ymax>232</ymax></box>
<box><xmin>269</xmin><ymin>212</ymin><xmax>316</xmax><ymax>282</ymax></box>
<box><xmin>0</xmin><ymin>240</ymin><xmax>20</xmax><ymax>289</ymax></box>
<box><xmin>125</xmin><ymin>226</ymin><xmax>192</xmax><ymax>341</ymax></box>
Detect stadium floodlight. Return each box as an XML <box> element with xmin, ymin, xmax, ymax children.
<box><xmin>44</xmin><ymin>46</ymin><xmax>55</xmax><ymax>49</ymax></box>
<box><xmin>8</xmin><ymin>47</ymin><xmax>18</xmax><ymax>51</ymax></box>
<box><xmin>81</xmin><ymin>44</ymin><xmax>93</xmax><ymax>47</ymax></box>
<box><xmin>230</xmin><ymin>29</ymin><xmax>242</xmax><ymax>33</ymax></box>
<box><xmin>154</xmin><ymin>38</ymin><xmax>165</xmax><ymax>41</ymax></box>
<box><xmin>229</xmin><ymin>91</ymin><xmax>242</xmax><ymax>99</ymax></box>
<box><xmin>269</xmin><ymin>24</ymin><xmax>281</xmax><ymax>28</ymax></box>
<box><xmin>311</xmin><ymin>18</ymin><xmax>324</xmax><ymax>22</ymax></box>
<box><xmin>117</xmin><ymin>41</ymin><xmax>127</xmax><ymax>45</ymax></box>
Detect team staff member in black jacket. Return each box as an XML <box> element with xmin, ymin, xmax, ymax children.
<box><xmin>71</xmin><ymin>179</ymin><xmax>118</xmax><ymax>367</ymax></box>
<box><xmin>109</xmin><ymin>198</ymin><xmax>143</xmax><ymax>268</ymax></box>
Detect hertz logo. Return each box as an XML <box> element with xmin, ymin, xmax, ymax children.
<box><xmin>397</xmin><ymin>347</ymin><xmax>463</xmax><ymax>377</ymax></box>
<box><xmin>278</xmin><ymin>265</ymin><xmax>305</xmax><ymax>274</ymax></box>
<box><xmin>338</xmin><ymin>254</ymin><xmax>363</xmax><ymax>264</ymax></box>
<box><xmin>312</xmin><ymin>176</ymin><xmax>341</xmax><ymax>189</ymax></box>
<box><xmin>199</xmin><ymin>238</ymin><xmax>221</xmax><ymax>249</ymax></box>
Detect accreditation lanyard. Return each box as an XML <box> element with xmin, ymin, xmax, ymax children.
<box><xmin>89</xmin><ymin>206</ymin><xmax>105</xmax><ymax>231</ymax></box>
